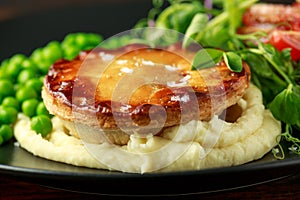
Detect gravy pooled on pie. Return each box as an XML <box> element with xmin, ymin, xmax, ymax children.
<box><xmin>43</xmin><ymin>44</ymin><xmax>250</xmax><ymax>144</ymax></box>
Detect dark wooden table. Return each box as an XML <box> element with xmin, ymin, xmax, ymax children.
<box><xmin>1</xmin><ymin>172</ymin><xmax>300</xmax><ymax>199</ymax></box>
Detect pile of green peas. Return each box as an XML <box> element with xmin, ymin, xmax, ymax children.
<box><xmin>0</xmin><ymin>32</ymin><xmax>103</xmax><ymax>146</ymax></box>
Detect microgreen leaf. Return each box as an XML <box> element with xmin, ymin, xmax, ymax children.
<box><xmin>258</xmin><ymin>43</ymin><xmax>293</xmax><ymax>85</ymax></box>
<box><xmin>223</xmin><ymin>52</ymin><xmax>243</xmax><ymax>72</ymax></box>
<box><xmin>183</xmin><ymin>13</ymin><xmax>208</xmax><ymax>48</ymax></box>
<box><xmin>269</xmin><ymin>84</ymin><xmax>300</xmax><ymax>125</ymax></box>
<box><xmin>241</xmin><ymin>52</ymin><xmax>273</xmax><ymax>78</ymax></box>
<box><xmin>192</xmin><ymin>48</ymin><xmax>223</xmax><ymax>70</ymax></box>
<box><xmin>224</xmin><ymin>0</ymin><xmax>243</xmax><ymax>36</ymax></box>
<box><xmin>155</xmin><ymin>2</ymin><xmax>204</xmax><ymax>33</ymax></box>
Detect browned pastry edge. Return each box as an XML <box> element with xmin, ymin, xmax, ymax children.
<box><xmin>42</xmin><ymin>45</ymin><xmax>251</xmax><ymax>144</ymax></box>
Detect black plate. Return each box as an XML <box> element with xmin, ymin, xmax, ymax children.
<box><xmin>0</xmin><ymin>141</ymin><xmax>300</xmax><ymax>196</ymax></box>
<box><xmin>0</xmin><ymin>0</ymin><xmax>300</xmax><ymax>196</ymax></box>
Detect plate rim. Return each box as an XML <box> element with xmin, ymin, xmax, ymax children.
<box><xmin>1</xmin><ymin>158</ymin><xmax>299</xmax><ymax>196</ymax></box>
<box><xmin>1</xmin><ymin>143</ymin><xmax>300</xmax><ymax>195</ymax></box>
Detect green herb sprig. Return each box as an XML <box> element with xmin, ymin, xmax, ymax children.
<box><xmin>192</xmin><ymin>48</ymin><xmax>243</xmax><ymax>72</ymax></box>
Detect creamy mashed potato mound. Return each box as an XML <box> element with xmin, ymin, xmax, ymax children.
<box><xmin>14</xmin><ymin>84</ymin><xmax>281</xmax><ymax>173</ymax></box>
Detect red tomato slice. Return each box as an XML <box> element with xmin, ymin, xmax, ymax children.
<box><xmin>269</xmin><ymin>30</ymin><xmax>300</xmax><ymax>61</ymax></box>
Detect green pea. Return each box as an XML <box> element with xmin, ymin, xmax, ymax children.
<box><xmin>17</xmin><ymin>69</ymin><xmax>36</xmax><ymax>83</ymax></box>
<box><xmin>39</xmin><ymin>76</ymin><xmax>45</xmax><ymax>84</ymax></box>
<box><xmin>30</xmin><ymin>49</ymin><xmax>51</xmax><ymax>75</ymax></box>
<box><xmin>22</xmin><ymin>98</ymin><xmax>39</xmax><ymax>117</ymax></box>
<box><xmin>25</xmin><ymin>78</ymin><xmax>43</xmax><ymax>92</ymax></box>
<box><xmin>13</xmin><ymin>83</ymin><xmax>20</xmax><ymax>93</ymax></box>
<box><xmin>43</xmin><ymin>41</ymin><xmax>63</xmax><ymax>62</ymax></box>
<box><xmin>104</xmin><ymin>38</ymin><xmax>120</xmax><ymax>49</ymax></box>
<box><xmin>0</xmin><ymin>79</ymin><xmax>14</xmax><ymax>97</ymax></box>
<box><xmin>62</xmin><ymin>32</ymin><xmax>102</xmax><ymax>59</ymax></box>
<box><xmin>21</xmin><ymin>59</ymin><xmax>39</xmax><ymax>73</ymax></box>
<box><xmin>31</xmin><ymin>115</ymin><xmax>52</xmax><ymax>137</ymax></box>
<box><xmin>82</xmin><ymin>46</ymin><xmax>95</xmax><ymax>51</ymax></box>
<box><xmin>0</xmin><ymin>106</ymin><xmax>18</xmax><ymax>124</ymax></box>
<box><xmin>87</xmin><ymin>33</ymin><xmax>103</xmax><ymax>44</ymax></box>
<box><xmin>62</xmin><ymin>34</ymin><xmax>77</xmax><ymax>46</ymax></box>
<box><xmin>31</xmin><ymin>48</ymin><xmax>44</xmax><ymax>64</ymax></box>
<box><xmin>16</xmin><ymin>86</ymin><xmax>38</xmax><ymax>102</ymax></box>
<box><xmin>63</xmin><ymin>46</ymin><xmax>80</xmax><ymax>60</ymax></box>
<box><xmin>119</xmin><ymin>35</ymin><xmax>131</xmax><ymax>46</ymax></box>
<box><xmin>5</xmin><ymin>62</ymin><xmax>22</xmax><ymax>78</ymax></box>
<box><xmin>76</xmin><ymin>33</ymin><xmax>89</xmax><ymax>48</ymax></box>
<box><xmin>36</xmin><ymin>102</ymin><xmax>51</xmax><ymax>117</ymax></box>
<box><xmin>1</xmin><ymin>58</ymin><xmax>9</xmax><ymax>67</ymax></box>
<box><xmin>0</xmin><ymin>124</ymin><xmax>13</xmax><ymax>142</ymax></box>
<box><xmin>37</xmin><ymin>61</ymin><xmax>52</xmax><ymax>75</ymax></box>
<box><xmin>2</xmin><ymin>96</ymin><xmax>20</xmax><ymax>110</ymax></box>
<box><xmin>0</xmin><ymin>68</ymin><xmax>10</xmax><ymax>79</ymax></box>
<box><xmin>10</xmin><ymin>54</ymin><xmax>26</xmax><ymax>64</ymax></box>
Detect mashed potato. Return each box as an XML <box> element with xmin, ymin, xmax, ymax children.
<box><xmin>14</xmin><ymin>84</ymin><xmax>281</xmax><ymax>173</ymax></box>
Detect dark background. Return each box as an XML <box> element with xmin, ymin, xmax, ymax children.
<box><xmin>0</xmin><ymin>0</ymin><xmax>152</xmax><ymax>60</ymax></box>
<box><xmin>0</xmin><ymin>0</ymin><xmax>296</xmax><ymax>61</ymax></box>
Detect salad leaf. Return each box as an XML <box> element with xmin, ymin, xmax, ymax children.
<box><xmin>196</xmin><ymin>0</ymin><xmax>258</xmax><ymax>50</ymax></box>
<box><xmin>269</xmin><ymin>84</ymin><xmax>300</xmax><ymax>125</ymax></box>
<box><xmin>155</xmin><ymin>2</ymin><xmax>204</xmax><ymax>33</ymax></box>
<box><xmin>134</xmin><ymin>0</ymin><xmax>164</xmax><ymax>28</ymax></box>
<box><xmin>224</xmin><ymin>0</ymin><xmax>243</xmax><ymax>36</ymax></box>
<box><xmin>192</xmin><ymin>48</ymin><xmax>243</xmax><ymax>72</ymax></box>
<box><xmin>192</xmin><ymin>48</ymin><xmax>223</xmax><ymax>70</ymax></box>
<box><xmin>223</xmin><ymin>52</ymin><xmax>243</xmax><ymax>72</ymax></box>
<box><xmin>258</xmin><ymin>43</ymin><xmax>294</xmax><ymax>83</ymax></box>
<box><xmin>241</xmin><ymin>52</ymin><xmax>273</xmax><ymax>78</ymax></box>
<box><xmin>183</xmin><ymin>13</ymin><xmax>208</xmax><ymax>48</ymax></box>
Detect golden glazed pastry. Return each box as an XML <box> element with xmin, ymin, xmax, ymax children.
<box><xmin>42</xmin><ymin>44</ymin><xmax>251</xmax><ymax>145</ymax></box>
